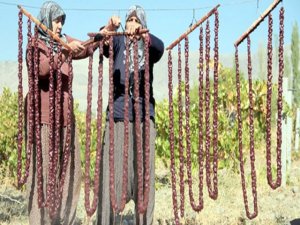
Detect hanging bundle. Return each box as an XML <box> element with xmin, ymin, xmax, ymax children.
<box><xmin>166</xmin><ymin>4</ymin><xmax>220</xmax><ymax>224</ymax></box>
<box><xmin>83</xmin><ymin>29</ymin><xmax>151</xmax><ymax>218</ymax></box>
<box><xmin>84</xmin><ymin>40</ymin><xmax>104</xmax><ymax>218</ymax></box>
<box><xmin>17</xmin><ymin>5</ymin><xmax>75</xmax><ymax>218</ymax></box>
<box><xmin>234</xmin><ymin>0</ymin><xmax>284</xmax><ymax>219</ymax></box>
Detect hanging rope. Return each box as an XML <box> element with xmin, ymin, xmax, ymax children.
<box><xmin>166</xmin><ymin>5</ymin><xmax>219</xmax><ymax>224</ymax></box>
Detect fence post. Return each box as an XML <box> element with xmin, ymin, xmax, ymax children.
<box><xmin>295</xmin><ymin>108</ymin><xmax>300</xmax><ymax>152</ymax></box>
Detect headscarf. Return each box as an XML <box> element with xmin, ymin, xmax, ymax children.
<box><xmin>124</xmin><ymin>5</ymin><xmax>147</xmax><ymax>73</ymax></box>
<box><xmin>125</xmin><ymin>5</ymin><xmax>147</xmax><ymax>29</ymax></box>
<box><xmin>37</xmin><ymin>1</ymin><xmax>67</xmax><ymax>50</ymax></box>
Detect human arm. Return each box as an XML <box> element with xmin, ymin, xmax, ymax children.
<box><xmin>148</xmin><ymin>33</ymin><xmax>164</xmax><ymax>63</ymax></box>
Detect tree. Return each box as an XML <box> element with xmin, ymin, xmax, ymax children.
<box><xmin>284</xmin><ymin>52</ymin><xmax>292</xmax><ymax>87</ymax></box>
<box><xmin>291</xmin><ymin>22</ymin><xmax>300</xmax><ymax>106</ymax></box>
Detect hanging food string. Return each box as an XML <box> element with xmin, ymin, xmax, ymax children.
<box><xmin>16</xmin><ymin>4</ymin><xmax>82</xmax><ymax>217</ymax></box>
<box><xmin>166</xmin><ymin>4</ymin><xmax>220</xmax><ymax>224</ymax></box>
<box><xmin>234</xmin><ymin>0</ymin><xmax>284</xmax><ymax>219</ymax></box>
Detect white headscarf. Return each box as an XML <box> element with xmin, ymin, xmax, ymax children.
<box><xmin>124</xmin><ymin>5</ymin><xmax>147</xmax><ymax>73</ymax></box>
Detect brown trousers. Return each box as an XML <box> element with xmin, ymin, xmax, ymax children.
<box><xmin>26</xmin><ymin>124</ymin><xmax>82</xmax><ymax>225</ymax></box>
<box><xmin>96</xmin><ymin>121</ymin><xmax>156</xmax><ymax>225</ymax></box>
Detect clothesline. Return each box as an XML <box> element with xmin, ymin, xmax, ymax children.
<box><xmin>1</xmin><ymin>0</ymin><xmax>258</xmax><ymax>12</ymax></box>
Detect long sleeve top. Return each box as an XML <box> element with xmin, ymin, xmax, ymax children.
<box><xmin>103</xmin><ymin>33</ymin><xmax>164</xmax><ymax>122</ymax></box>
<box><xmin>26</xmin><ymin>35</ymin><xmax>93</xmax><ymax>126</ymax></box>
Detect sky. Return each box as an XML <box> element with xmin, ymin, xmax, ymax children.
<box><xmin>0</xmin><ymin>0</ymin><xmax>299</xmax><ymax>61</ymax></box>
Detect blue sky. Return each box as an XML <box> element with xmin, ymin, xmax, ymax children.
<box><xmin>0</xmin><ymin>0</ymin><xmax>298</xmax><ymax>60</ymax></box>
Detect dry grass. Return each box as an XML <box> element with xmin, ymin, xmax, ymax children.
<box><xmin>0</xmin><ymin>152</ymin><xmax>299</xmax><ymax>225</ymax></box>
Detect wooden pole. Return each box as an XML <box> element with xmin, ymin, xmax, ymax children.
<box><xmin>234</xmin><ymin>0</ymin><xmax>283</xmax><ymax>46</ymax></box>
<box><xmin>17</xmin><ymin>5</ymin><xmax>72</xmax><ymax>51</ymax></box>
<box><xmin>87</xmin><ymin>29</ymin><xmax>149</xmax><ymax>38</ymax></box>
<box><xmin>166</xmin><ymin>4</ymin><xmax>220</xmax><ymax>50</ymax></box>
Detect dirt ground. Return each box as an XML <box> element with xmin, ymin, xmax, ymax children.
<box><xmin>0</xmin><ymin>153</ymin><xmax>299</xmax><ymax>225</ymax></box>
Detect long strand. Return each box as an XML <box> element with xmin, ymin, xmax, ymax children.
<box><xmin>177</xmin><ymin>42</ymin><xmax>185</xmax><ymax>217</ymax></box>
<box><xmin>84</xmin><ymin>46</ymin><xmax>95</xmax><ymax>217</ymax></box>
<box><xmin>51</xmin><ymin>43</ymin><xmax>63</xmax><ymax>215</ymax></box>
<box><xmin>265</xmin><ymin>13</ymin><xmax>281</xmax><ymax>189</ymax></box>
<box><xmin>119</xmin><ymin>36</ymin><xmax>130</xmax><ymax>212</ymax></box>
<box><xmin>55</xmin><ymin>54</ymin><xmax>74</xmax><ymax>213</ymax></box>
<box><xmin>84</xmin><ymin>43</ymin><xmax>104</xmax><ymax>216</ymax></box>
<box><xmin>17</xmin><ymin>10</ymin><xmax>31</xmax><ymax>187</ymax></box>
<box><xmin>204</xmin><ymin>20</ymin><xmax>213</xmax><ymax>198</ymax></box>
<box><xmin>139</xmin><ymin>34</ymin><xmax>151</xmax><ymax>213</ymax></box>
<box><xmin>132</xmin><ymin>38</ymin><xmax>144</xmax><ymax>215</ymax></box>
<box><xmin>46</xmin><ymin>37</ymin><xmax>56</xmax><ymax>216</ymax></box>
<box><xmin>108</xmin><ymin>36</ymin><xmax>117</xmax><ymax>212</ymax></box>
<box><xmin>168</xmin><ymin>50</ymin><xmax>181</xmax><ymax>225</ymax></box>
<box><xmin>235</xmin><ymin>45</ymin><xmax>258</xmax><ymax>219</ymax></box>
<box><xmin>197</xmin><ymin>26</ymin><xmax>205</xmax><ymax>211</ymax></box>
<box><xmin>33</xmin><ymin>25</ymin><xmax>45</xmax><ymax>208</ymax></box>
<box><xmin>274</xmin><ymin>6</ymin><xmax>285</xmax><ymax>189</ymax></box>
<box><xmin>20</xmin><ymin>18</ymin><xmax>34</xmax><ymax>187</ymax></box>
<box><xmin>210</xmin><ymin>10</ymin><xmax>219</xmax><ymax>200</ymax></box>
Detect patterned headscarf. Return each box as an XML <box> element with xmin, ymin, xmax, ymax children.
<box><xmin>124</xmin><ymin>5</ymin><xmax>147</xmax><ymax>73</ymax></box>
<box><xmin>125</xmin><ymin>5</ymin><xmax>147</xmax><ymax>29</ymax></box>
<box><xmin>37</xmin><ymin>1</ymin><xmax>67</xmax><ymax>49</ymax></box>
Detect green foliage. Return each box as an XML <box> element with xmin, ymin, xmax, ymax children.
<box><xmin>74</xmin><ymin>102</ymin><xmax>104</xmax><ymax>179</ymax></box>
<box><xmin>155</xmin><ymin>65</ymin><xmax>290</xmax><ymax>172</ymax></box>
<box><xmin>0</xmin><ymin>88</ymin><xmax>19</xmax><ymax>177</ymax></box>
<box><xmin>257</xmin><ymin>42</ymin><xmax>267</xmax><ymax>80</ymax></box>
<box><xmin>0</xmin><ymin>89</ymin><xmax>102</xmax><ymax>180</ymax></box>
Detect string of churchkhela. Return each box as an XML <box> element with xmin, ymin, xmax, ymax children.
<box><xmin>177</xmin><ymin>42</ymin><xmax>185</xmax><ymax>217</ymax></box>
<box><xmin>17</xmin><ymin>7</ymin><xmax>75</xmax><ymax>218</ymax></box>
<box><xmin>265</xmin><ymin>8</ymin><xmax>284</xmax><ymax>189</ymax></box>
<box><xmin>84</xmin><ymin>40</ymin><xmax>104</xmax><ymax>217</ymax></box>
<box><xmin>234</xmin><ymin>0</ymin><xmax>284</xmax><ymax>219</ymax></box>
<box><xmin>136</xmin><ymin>34</ymin><xmax>151</xmax><ymax>214</ymax></box>
<box><xmin>17</xmin><ymin>11</ymin><xmax>34</xmax><ymax>188</ymax></box>
<box><xmin>83</xmin><ymin>30</ymin><xmax>152</xmax><ymax>217</ymax></box>
<box><xmin>166</xmin><ymin>5</ymin><xmax>219</xmax><ymax>224</ymax></box>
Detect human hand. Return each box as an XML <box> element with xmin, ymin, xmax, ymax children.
<box><xmin>105</xmin><ymin>16</ymin><xmax>121</xmax><ymax>32</ymax></box>
<box><xmin>126</xmin><ymin>23</ymin><xmax>142</xmax><ymax>40</ymax></box>
<box><xmin>68</xmin><ymin>41</ymin><xmax>85</xmax><ymax>54</ymax></box>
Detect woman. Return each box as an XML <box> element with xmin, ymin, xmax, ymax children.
<box><xmin>96</xmin><ymin>5</ymin><xmax>164</xmax><ymax>225</ymax></box>
<box><xmin>25</xmin><ymin>1</ymin><xmax>96</xmax><ymax>224</ymax></box>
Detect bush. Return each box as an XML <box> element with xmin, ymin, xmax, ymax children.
<box><xmin>0</xmin><ymin>88</ymin><xmax>19</xmax><ymax>177</ymax></box>
<box><xmin>155</xmin><ymin>65</ymin><xmax>290</xmax><ymax>171</ymax></box>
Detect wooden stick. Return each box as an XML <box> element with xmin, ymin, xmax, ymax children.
<box><xmin>17</xmin><ymin>5</ymin><xmax>72</xmax><ymax>51</ymax></box>
<box><xmin>234</xmin><ymin>0</ymin><xmax>283</xmax><ymax>46</ymax></box>
<box><xmin>82</xmin><ymin>38</ymin><xmax>95</xmax><ymax>47</ymax></box>
<box><xmin>166</xmin><ymin>4</ymin><xmax>220</xmax><ymax>50</ymax></box>
<box><xmin>87</xmin><ymin>29</ymin><xmax>149</xmax><ymax>37</ymax></box>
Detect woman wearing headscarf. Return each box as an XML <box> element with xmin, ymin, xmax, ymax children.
<box><xmin>25</xmin><ymin>1</ymin><xmax>97</xmax><ymax>224</ymax></box>
<box><xmin>96</xmin><ymin>5</ymin><xmax>164</xmax><ymax>225</ymax></box>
